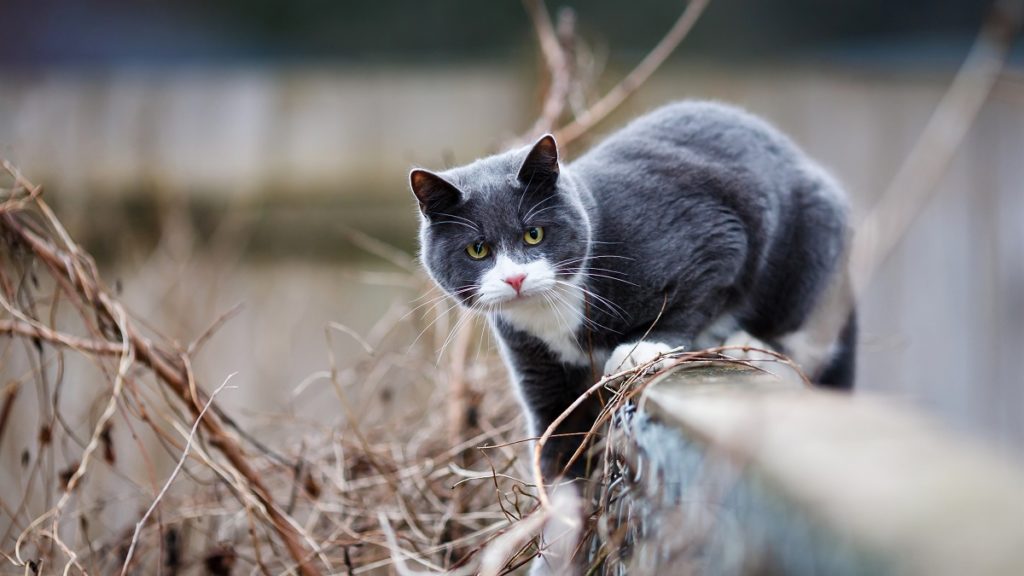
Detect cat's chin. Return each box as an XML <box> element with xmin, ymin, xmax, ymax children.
<box><xmin>503</xmin><ymin>294</ymin><xmax>540</xmax><ymax>307</ymax></box>
<box><xmin>479</xmin><ymin>291</ymin><xmax>546</xmax><ymax>311</ymax></box>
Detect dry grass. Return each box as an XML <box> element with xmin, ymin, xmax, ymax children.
<box><xmin>0</xmin><ymin>0</ymin><xmax>694</xmax><ymax>566</ymax></box>
<box><xmin>0</xmin><ymin>3</ymin><xmax>819</xmax><ymax>572</ymax></box>
<box><xmin>3</xmin><ymin>0</ymin><xmax>1011</xmax><ymax>568</ymax></box>
<box><xmin>1</xmin><ymin>160</ymin><xmax>807</xmax><ymax>575</ymax></box>
<box><xmin>0</xmin><ymin>162</ymin><xmax>602</xmax><ymax>575</ymax></box>
<box><xmin>0</xmin><ymin>162</ymin><xmax>538</xmax><ymax>575</ymax></box>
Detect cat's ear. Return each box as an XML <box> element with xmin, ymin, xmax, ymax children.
<box><xmin>409</xmin><ymin>169</ymin><xmax>462</xmax><ymax>215</ymax></box>
<box><xmin>517</xmin><ymin>134</ymin><xmax>559</xmax><ymax>184</ymax></box>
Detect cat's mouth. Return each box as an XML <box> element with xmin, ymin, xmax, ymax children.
<box><xmin>504</xmin><ymin>291</ymin><xmax>542</xmax><ymax>304</ymax></box>
<box><xmin>475</xmin><ymin>287</ymin><xmax>548</xmax><ymax>310</ymax></box>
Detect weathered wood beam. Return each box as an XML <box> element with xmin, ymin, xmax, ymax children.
<box><xmin>628</xmin><ymin>361</ymin><xmax>1024</xmax><ymax>575</ymax></box>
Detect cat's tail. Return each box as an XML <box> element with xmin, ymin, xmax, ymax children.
<box><xmin>815</xmin><ymin>308</ymin><xmax>857</xmax><ymax>390</ymax></box>
<box><xmin>769</xmin><ymin>220</ymin><xmax>858</xmax><ymax>390</ymax></box>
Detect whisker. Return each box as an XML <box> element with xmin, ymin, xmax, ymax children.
<box><xmin>561</xmin><ymin>271</ymin><xmax>640</xmax><ymax>287</ymax></box>
<box><xmin>400</xmin><ymin>285</ymin><xmax>478</xmax><ymax>323</ymax></box>
<box><xmin>408</xmin><ymin>287</ymin><xmax>446</xmax><ymax>303</ymax></box>
<box><xmin>577</xmin><ymin>287</ymin><xmax>631</xmax><ymax>319</ymax></box>
<box><xmin>473</xmin><ymin>307</ymin><xmax>492</xmax><ymax>363</ymax></box>
<box><xmin>523</xmin><ymin>194</ymin><xmax>558</xmax><ymax>222</ymax></box>
<box><xmin>542</xmin><ymin>291</ymin><xmax>587</xmax><ymax>350</ymax></box>
<box><xmin>554</xmin><ymin>280</ymin><xmax>630</xmax><ymax>320</ymax></box>
<box><xmin>436</xmin><ymin>303</ymin><xmax>482</xmax><ymax>365</ymax></box>
<box><xmin>558</xmin><ymin>266</ymin><xmax>631</xmax><ymax>277</ymax></box>
<box><xmin>517</xmin><ymin>171</ymin><xmax>538</xmax><ymax>214</ymax></box>
<box><xmin>403</xmin><ymin>292</ymin><xmax>460</xmax><ymax>320</ymax></box>
<box><xmin>405</xmin><ymin>285</ymin><xmax>480</xmax><ymax>350</ymax></box>
<box><xmin>550</xmin><ymin>285</ymin><xmax>618</xmax><ymax>334</ymax></box>
<box><xmin>548</xmin><ymin>288</ymin><xmax>601</xmax><ymax>332</ymax></box>
<box><xmin>432</xmin><ymin>212</ymin><xmax>479</xmax><ymax>230</ymax></box>
<box><xmin>523</xmin><ymin>204</ymin><xmax>560</xmax><ymax>221</ymax></box>
<box><xmin>431</xmin><ymin>220</ymin><xmax>478</xmax><ymax>231</ymax></box>
<box><xmin>555</xmin><ymin>254</ymin><xmax>636</xmax><ymax>265</ymax></box>
<box><xmin>409</xmin><ymin>298</ymin><xmax>463</xmax><ymax>351</ymax></box>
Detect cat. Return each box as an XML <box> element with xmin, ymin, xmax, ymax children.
<box><xmin>410</xmin><ymin>100</ymin><xmax>856</xmax><ymax>478</ymax></box>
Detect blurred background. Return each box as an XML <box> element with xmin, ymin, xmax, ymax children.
<box><xmin>1</xmin><ymin>0</ymin><xmax>1022</xmax><ymax>493</ymax></box>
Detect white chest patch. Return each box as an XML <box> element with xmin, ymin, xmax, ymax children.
<box><xmin>498</xmin><ymin>285</ymin><xmax>588</xmax><ymax>366</ymax></box>
<box><xmin>477</xmin><ymin>254</ymin><xmax>591</xmax><ymax>366</ymax></box>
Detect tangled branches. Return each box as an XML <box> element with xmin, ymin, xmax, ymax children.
<box><xmin>1</xmin><ymin>164</ymin><xmax>329</xmax><ymax>574</ymax></box>
<box><xmin>1</xmin><ymin>2</ymin><xmax>716</xmax><ymax>573</ymax></box>
<box><xmin>2</xmin><ymin>161</ymin><xmax>785</xmax><ymax>575</ymax></box>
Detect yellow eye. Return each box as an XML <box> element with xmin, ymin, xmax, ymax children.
<box><xmin>466</xmin><ymin>241</ymin><xmax>490</xmax><ymax>260</ymax></box>
<box><xmin>524</xmin><ymin>226</ymin><xmax>544</xmax><ymax>245</ymax></box>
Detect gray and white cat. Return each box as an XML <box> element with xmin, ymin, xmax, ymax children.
<box><xmin>410</xmin><ymin>101</ymin><xmax>856</xmax><ymax>477</ymax></box>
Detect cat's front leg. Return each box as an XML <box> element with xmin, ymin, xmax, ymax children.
<box><xmin>513</xmin><ymin>366</ymin><xmax>599</xmax><ymax>479</ymax></box>
<box><xmin>524</xmin><ymin>378</ymin><xmax>601</xmax><ymax>479</ymax></box>
<box><xmin>603</xmin><ymin>340</ymin><xmax>681</xmax><ymax>375</ymax></box>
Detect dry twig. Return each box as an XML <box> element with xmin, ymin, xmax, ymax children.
<box><xmin>555</xmin><ymin>0</ymin><xmax>710</xmax><ymax>145</ymax></box>
<box><xmin>0</xmin><ymin>2</ymin><xmax>718</xmax><ymax>573</ymax></box>
<box><xmin>851</xmin><ymin>0</ymin><xmax>1022</xmax><ymax>294</ymax></box>
<box><xmin>1</xmin><ymin>175</ymin><xmax>325</xmax><ymax>576</ymax></box>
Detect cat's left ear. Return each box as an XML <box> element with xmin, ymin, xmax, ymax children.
<box><xmin>409</xmin><ymin>169</ymin><xmax>462</xmax><ymax>215</ymax></box>
<box><xmin>517</xmin><ymin>134</ymin><xmax>559</xmax><ymax>184</ymax></box>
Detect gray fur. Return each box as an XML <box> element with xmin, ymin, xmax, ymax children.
<box><xmin>410</xmin><ymin>101</ymin><xmax>856</xmax><ymax>477</ymax></box>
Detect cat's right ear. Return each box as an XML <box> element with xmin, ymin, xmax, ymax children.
<box><xmin>518</xmin><ymin>134</ymin><xmax>559</xmax><ymax>184</ymax></box>
<box><xmin>409</xmin><ymin>169</ymin><xmax>462</xmax><ymax>216</ymax></box>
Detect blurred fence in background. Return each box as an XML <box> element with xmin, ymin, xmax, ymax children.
<box><xmin>0</xmin><ymin>68</ymin><xmax>528</xmax><ymax>197</ymax></box>
<box><xmin>1</xmin><ymin>63</ymin><xmax>1022</xmax><ymax>459</ymax></box>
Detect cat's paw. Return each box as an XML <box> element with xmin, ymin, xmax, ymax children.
<box><xmin>721</xmin><ymin>331</ymin><xmax>804</xmax><ymax>386</ymax></box>
<box><xmin>528</xmin><ymin>484</ymin><xmax>583</xmax><ymax>576</ymax></box>
<box><xmin>722</xmin><ymin>331</ymin><xmax>776</xmax><ymax>362</ymax></box>
<box><xmin>604</xmin><ymin>341</ymin><xmax>674</xmax><ymax>375</ymax></box>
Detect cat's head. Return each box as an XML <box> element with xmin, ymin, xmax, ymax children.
<box><xmin>410</xmin><ymin>135</ymin><xmax>591</xmax><ymax>312</ymax></box>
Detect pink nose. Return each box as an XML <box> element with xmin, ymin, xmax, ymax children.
<box><xmin>504</xmin><ymin>273</ymin><xmax>527</xmax><ymax>294</ymax></box>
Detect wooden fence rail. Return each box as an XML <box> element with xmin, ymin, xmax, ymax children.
<box><xmin>618</xmin><ymin>362</ymin><xmax>1024</xmax><ymax>575</ymax></box>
